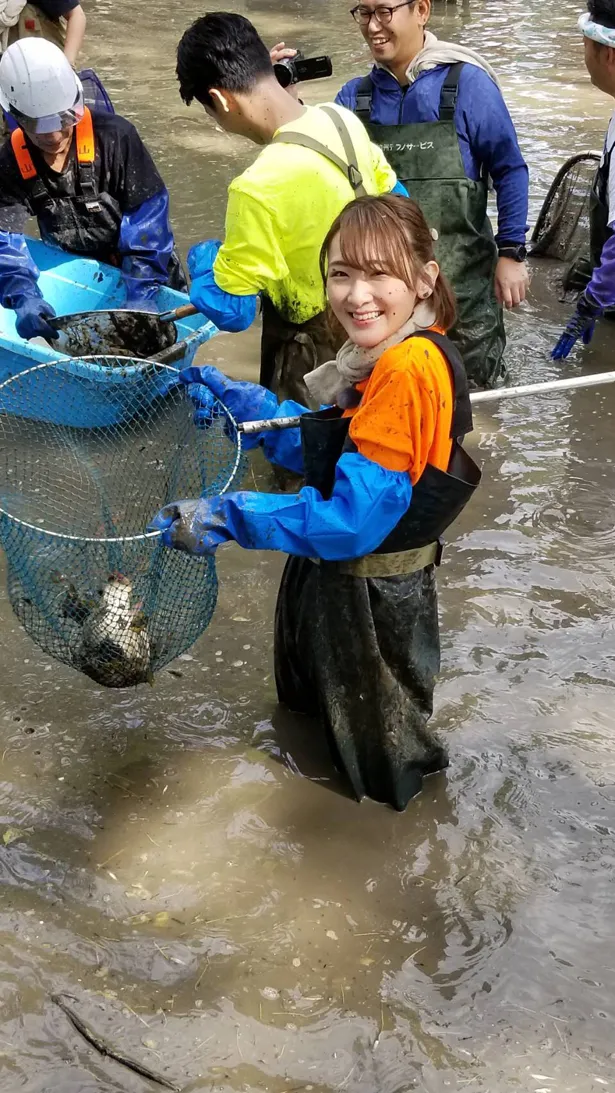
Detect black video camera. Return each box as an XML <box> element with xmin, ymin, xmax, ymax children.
<box><xmin>273</xmin><ymin>52</ymin><xmax>333</xmax><ymax>89</ymax></box>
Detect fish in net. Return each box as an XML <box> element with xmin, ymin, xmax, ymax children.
<box><xmin>530</xmin><ymin>152</ymin><xmax>600</xmax><ymax>293</ymax></box>
<box><xmin>0</xmin><ymin>358</ymin><xmax>245</xmax><ymax>688</ymax></box>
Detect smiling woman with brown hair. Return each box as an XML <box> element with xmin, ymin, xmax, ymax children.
<box><xmin>150</xmin><ymin>194</ymin><xmax>482</xmax><ymax>811</ymax></box>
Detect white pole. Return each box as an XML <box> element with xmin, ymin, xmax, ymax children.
<box><xmin>239</xmin><ymin>370</ymin><xmax>615</xmax><ymax>434</ymax></box>
<box><xmin>469</xmin><ymin>370</ymin><xmax>615</xmax><ymax>403</ymax></box>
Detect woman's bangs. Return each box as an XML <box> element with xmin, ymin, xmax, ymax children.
<box><xmin>337</xmin><ymin>205</ymin><xmax>416</xmax><ymax>285</ymax></box>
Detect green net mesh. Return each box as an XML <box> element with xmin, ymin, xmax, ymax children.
<box><xmin>0</xmin><ymin>358</ymin><xmax>244</xmax><ymax>688</ymax></box>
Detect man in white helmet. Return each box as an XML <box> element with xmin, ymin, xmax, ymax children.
<box><xmin>0</xmin><ymin>39</ymin><xmax>185</xmax><ymax>342</ymax></box>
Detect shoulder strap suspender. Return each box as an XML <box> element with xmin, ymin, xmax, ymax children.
<box><xmin>354</xmin><ymin>75</ymin><xmax>374</xmax><ymax>122</ymax></box>
<box><xmin>10</xmin><ymin>108</ymin><xmax>98</xmax><ymax>212</ymax></box>
<box><xmin>405</xmin><ymin>329</ymin><xmax>473</xmax><ymax>438</ymax></box>
<box><xmin>74</xmin><ymin>107</ymin><xmax>98</xmax><ymax>203</ymax></box>
<box><xmin>10</xmin><ymin>127</ymin><xmax>55</xmax><ymax>214</ymax></box>
<box><xmin>355</xmin><ymin>65</ymin><xmax>463</xmax><ymax>125</ymax></box>
<box><xmin>273</xmin><ymin>106</ymin><xmax>368</xmax><ymax>197</ymax></box>
<box><xmin>438</xmin><ymin>62</ymin><xmax>463</xmax><ymax>122</ymax></box>
<box><xmin>320</xmin><ymin>105</ymin><xmax>368</xmax><ymax>194</ymax></box>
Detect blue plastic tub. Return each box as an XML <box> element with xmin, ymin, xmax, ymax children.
<box><xmin>0</xmin><ymin>238</ymin><xmax>218</xmax><ymax>427</ymax></box>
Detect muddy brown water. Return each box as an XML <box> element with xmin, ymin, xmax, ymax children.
<box><xmin>1</xmin><ymin>1</ymin><xmax>615</xmax><ymax>1090</ymax></box>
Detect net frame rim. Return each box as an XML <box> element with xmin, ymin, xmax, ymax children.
<box><xmin>530</xmin><ymin>150</ymin><xmax>602</xmax><ymax>247</ymax></box>
<box><xmin>0</xmin><ymin>357</ymin><xmax>244</xmax><ymax>544</ymax></box>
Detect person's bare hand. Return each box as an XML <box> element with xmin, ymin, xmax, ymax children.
<box><xmin>494</xmin><ymin>257</ymin><xmax>529</xmax><ymax>309</ymax></box>
<box><xmin>270</xmin><ymin>42</ymin><xmax>297</xmax><ymax>64</ymax></box>
<box><xmin>269</xmin><ymin>42</ymin><xmax>300</xmax><ymax>99</ymax></box>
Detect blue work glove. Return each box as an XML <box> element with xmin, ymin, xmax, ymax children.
<box><xmin>148</xmin><ymin>497</ymin><xmax>228</xmax><ymax>556</ymax></box>
<box><xmin>551</xmin><ymin>292</ymin><xmax>602</xmax><ymax>360</ymax></box>
<box><xmin>179</xmin><ymin>365</ymin><xmax>277</xmax><ymax>425</ymax></box>
<box><xmin>15</xmin><ymin>297</ymin><xmax>58</xmax><ymax>341</ymax></box>
<box><xmin>179</xmin><ymin>365</ymin><xmax>310</xmax><ymax>468</ymax></box>
<box><xmin>183</xmin><ymin>379</ymin><xmax>216</xmax><ymax>429</ymax></box>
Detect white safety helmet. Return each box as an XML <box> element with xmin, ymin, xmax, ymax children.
<box><xmin>0</xmin><ymin>38</ymin><xmax>84</xmax><ymax>134</ymax></box>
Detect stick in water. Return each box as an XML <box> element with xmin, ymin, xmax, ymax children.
<box><xmin>51</xmin><ymin>994</ymin><xmax>181</xmax><ymax>1091</ymax></box>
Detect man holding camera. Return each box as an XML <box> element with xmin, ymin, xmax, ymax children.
<box><xmin>176</xmin><ymin>12</ymin><xmax>402</xmax><ymax>402</ymax></box>
<box><xmin>335</xmin><ymin>0</ymin><xmax>529</xmax><ymax>388</ymax></box>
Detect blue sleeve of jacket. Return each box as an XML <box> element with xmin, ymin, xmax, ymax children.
<box><xmin>188</xmin><ymin>239</ymin><xmax>257</xmax><ymax>333</ymax></box>
<box><xmin>458</xmin><ymin>66</ymin><xmax>529</xmax><ymax>245</ymax></box>
<box><xmin>118</xmin><ymin>190</ymin><xmax>174</xmax><ymax>300</ymax></box>
<box><xmin>0</xmin><ymin>231</ymin><xmax>42</xmax><ymax>308</ymax></box>
<box><xmin>390</xmin><ymin>180</ymin><xmax>409</xmax><ymax>197</ymax></box>
<box><xmin>198</xmin><ymin>451</ymin><xmax>412</xmax><ymax>559</ymax></box>
<box><xmin>587</xmin><ymin>232</ymin><xmax>615</xmax><ymax>311</ymax></box>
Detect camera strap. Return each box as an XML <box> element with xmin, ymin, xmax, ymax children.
<box><xmin>273</xmin><ymin>105</ymin><xmax>368</xmax><ymax>197</ymax></box>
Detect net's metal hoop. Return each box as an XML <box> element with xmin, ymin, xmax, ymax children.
<box><xmin>530</xmin><ymin>152</ymin><xmax>601</xmax><ymax>263</ymax></box>
<box><xmin>0</xmin><ymin>357</ymin><xmax>243</xmax><ymax>543</ymax></box>
<box><xmin>0</xmin><ymin>355</ymin><xmax>245</xmax><ymax>686</ymax></box>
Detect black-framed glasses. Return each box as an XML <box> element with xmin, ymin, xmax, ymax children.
<box><xmin>350</xmin><ymin>0</ymin><xmax>416</xmax><ymax>26</ymax></box>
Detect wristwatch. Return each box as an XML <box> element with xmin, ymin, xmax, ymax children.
<box><xmin>498</xmin><ymin>244</ymin><xmax>528</xmax><ymax>262</ymax></box>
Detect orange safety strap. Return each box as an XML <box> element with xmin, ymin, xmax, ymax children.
<box><xmin>75</xmin><ymin>107</ymin><xmax>95</xmax><ymax>165</ymax></box>
<box><xmin>10</xmin><ymin>128</ymin><xmax>37</xmax><ymax>180</ymax></box>
<box><xmin>10</xmin><ymin>107</ymin><xmax>95</xmax><ymax>182</ymax></box>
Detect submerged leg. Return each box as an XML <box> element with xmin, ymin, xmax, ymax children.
<box><xmin>275</xmin><ymin>558</ymin><xmax>448</xmax><ymax>810</ymax></box>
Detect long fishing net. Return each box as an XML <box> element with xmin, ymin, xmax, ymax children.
<box><xmin>0</xmin><ymin>359</ymin><xmax>245</xmax><ymax>688</ymax></box>
<box><xmin>530</xmin><ymin>152</ymin><xmax>600</xmax><ymax>293</ymax></box>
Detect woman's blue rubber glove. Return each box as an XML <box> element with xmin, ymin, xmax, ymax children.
<box><xmin>148</xmin><ymin>498</ymin><xmax>225</xmax><ymax>555</ymax></box>
<box><xmin>178</xmin><ymin>366</ymin><xmax>309</xmax><ymax>471</ymax></box>
<box><xmin>179</xmin><ymin>365</ymin><xmax>277</xmax><ymax>431</ymax></box>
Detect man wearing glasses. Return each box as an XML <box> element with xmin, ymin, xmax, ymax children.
<box><xmin>336</xmin><ymin>0</ymin><xmax>529</xmax><ymax>388</ymax></box>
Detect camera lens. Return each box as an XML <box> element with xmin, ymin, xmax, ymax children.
<box><xmin>273</xmin><ymin>59</ymin><xmax>293</xmax><ymax>88</ymax></box>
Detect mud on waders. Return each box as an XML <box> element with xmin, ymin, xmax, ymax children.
<box><xmin>355</xmin><ymin>62</ymin><xmax>506</xmax><ymax>389</ymax></box>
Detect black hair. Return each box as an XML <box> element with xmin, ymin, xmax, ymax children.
<box><xmin>588</xmin><ymin>0</ymin><xmax>615</xmax><ymax>29</ymax></box>
<box><xmin>177</xmin><ymin>12</ymin><xmax>274</xmax><ymax>108</ymax></box>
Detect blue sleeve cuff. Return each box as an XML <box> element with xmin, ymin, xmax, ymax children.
<box><xmin>188</xmin><ymin>238</ymin><xmax>257</xmax><ymax>333</ymax></box>
<box><xmin>119</xmin><ymin>190</ymin><xmax>175</xmax><ymax>293</ymax></box>
<box><xmin>0</xmin><ymin>232</ymin><xmax>42</xmax><ymax>309</ymax></box>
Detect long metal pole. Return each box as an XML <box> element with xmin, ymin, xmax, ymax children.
<box><xmin>469</xmin><ymin>369</ymin><xmax>615</xmax><ymax>403</ymax></box>
<box><xmin>239</xmin><ymin>370</ymin><xmax>615</xmax><ymax>434</ymax></box>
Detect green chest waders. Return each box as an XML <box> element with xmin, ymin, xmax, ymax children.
<box><xmin>355</xmin><ymin>63</ymin><xmax>506</xmax><ymax>388</ymax></box>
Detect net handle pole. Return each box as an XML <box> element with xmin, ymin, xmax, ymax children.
<box><xmin>238</xmin><ymin>370</ymin><xmax>615</xmax><ymax>434</ymax></box>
